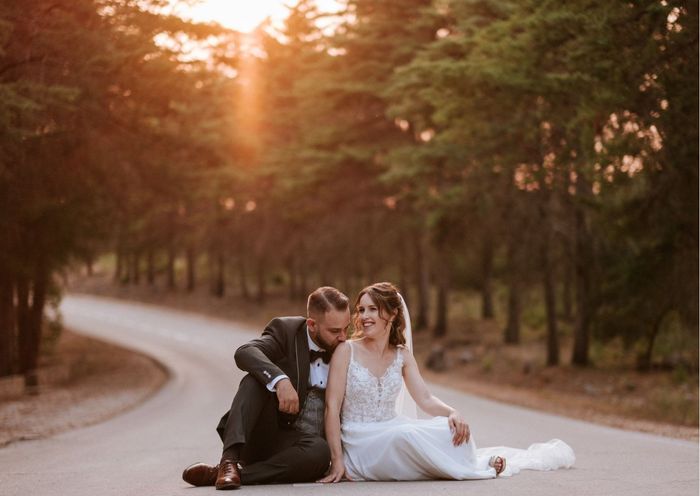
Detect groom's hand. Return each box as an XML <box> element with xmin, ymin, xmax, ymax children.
<box><xmin>276</xmin><ymin>378</ymin><xmax>299</xmax><ymax>414</ymax></box>
<box><xmin>448</xmin><ymin>411</ymin><xmax>470</xmax><ymax>446</ymax></box>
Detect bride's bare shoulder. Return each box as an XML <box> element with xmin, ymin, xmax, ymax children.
<box><xmin>332</xmin><ymin>341</ymin><xmax>352</xmax><ymax>358</ymax></box>
<box><xmin>396</xmin><ymin>346</ymin><xmax>417</xmax><ymax>366</ymax></box>
<box><xmin>396</xmin><ymin>344</ymin><xmax>413</xmax><ymax>354</ymax></box>
<box><xmin>347</xmin><ymin>337</ymin><xmax>366</xmax><ymax>349</ymax></box>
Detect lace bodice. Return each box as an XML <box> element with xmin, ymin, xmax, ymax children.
<box><xmin>341</xmin><ymin>342</ymin><xmax>404</xmax><ymax>423</ymax></box>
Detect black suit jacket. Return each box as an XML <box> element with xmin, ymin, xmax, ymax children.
<box><xmin>234</xmin><ymin>316</ymin><xmax>312</xmax><ymax>428</ymax></box>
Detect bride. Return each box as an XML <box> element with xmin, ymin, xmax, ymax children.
<box><xmin>319</xmin><ymin>282</ymin><xmax>575</xmax><ymax>482</ymax></box>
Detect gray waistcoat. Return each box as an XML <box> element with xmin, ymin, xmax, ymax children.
<box><xmin>293</xmin><ymin>388</ymin><xmax>325</xmax><ymax>437</ymax></box>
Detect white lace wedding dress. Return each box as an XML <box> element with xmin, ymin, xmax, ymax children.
<box><xmin>340</xmin><ymin>342</ymin><xmax>575</xmax><ymax>481</ymax></box>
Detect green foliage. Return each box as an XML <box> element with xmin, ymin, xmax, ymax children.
<box><xmin>1</xmin><ymin>0</ymin><xmax>696</xmax><ymax>374</ymax></box>
<box><xmin>385</xmin><ymin>0</ymin><xmax>697</xmax><ymax>365</ymax></box>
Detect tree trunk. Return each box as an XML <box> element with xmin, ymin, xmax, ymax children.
<box><xmin>127</xmin><ymin>252</ymin><xmax>134</xmax><ymax>284</ymax></box>
<box><xmin>319</xmin><ymin>262</ymin><xmax>331</xmax><ymax>288</ymax></box>
<box><xmin>298</xmin><ymin>242</ymin><xmax>308</xmax><ymax>299</ymax></box>
<box><xmin>0</xmin><ymin>274</ymin><xmax>15</xmax><ymax>376</ymax></box>
<box><xmin>214</xmin><ymin>252</ymin><xmax>225</xmax><ymax>298</ymax></box>
<box><xmin>186</xmin><ymin>247</ymin><xmax>196</xmax><ymax>292</ymax></box>
<box><xmin>434</xmin><ymin>285</ymin><xmax>448</xmax><ymax>337</ymax></box>
<box><xmin>366</xmin><ymin>244</ymin><xmax>379</xmax><ymax>282</ymax></box>
<box><xmin>130</xmin><ymin>251</ymin><xmax>141</xmax><ymax>285</ymax></box>
<box><xmin>638</xmin><ymin>310</ymin><xmax>668</xmax><ymax>371</ymax></box>
<box><xmin>287</xmin><ymin>255</ymin><xmax>297</xmax><ymax>301</ymax></box>
<box><xmin>16</xmin><ymin>260</ymin><xmax>48</xmax><ymax>393</ymax></box>
<box><xmin>481</xmin><ymin>235</ymin><xmax>495</xmax><ymax>319</ymax></box>
<box><xmin>136</xmin><ymin>251</ymin><xmax>142</xmax><ymax>284</ymax></box>
<box><xmin>562</xmin><ymin>241</ymin><xmax>573</xmax><ymax>321</ymax></box>
<box><xmin>24</xmin><ymin>263</ymin><xmax>48</xmax><ymax>392</ymax></box>
<box><xmin>114</xmin><ymin>237</ymin><xmax>127</xmax><ymax>284</ymax></box>
<box><xmin>543</xmin><ymin>241</ymin><xmax>560</xmax><ymax>366</ymax></box>
<box><xmin>237</xmin><ymin>254</ymin><xmax>250</xmax><ymax>300</ymax></box>
<box><xmin>207</xmin><ymin>250</ymin><xmax>218</xmax><ymax>296</ymax></box>
<box><xmin>414</xmin><ymin>232</ymin><xmax>430</xmax><ymax>331</ymax></box>
<box><xmin>256</xmin><ymin>257</ymin><xmax>266</xmax><ymax>304</ymax></box>
<box><xmin>433</xmin><ymin>253</ymin><xmax>449</xmax><ymax>338</ymax></box>
<box><xmin>398</xmin><ymin>234</ymin><xmax>409</xmax><ymax>306</ymax></box>
<box><xmin>342</xmin><ymin>269</ymin><xmax>352</xmax><ymax>304</ymax></box>
<box><xmin>119</xmin><ymin>247</ymin><xmax>131</xmax><ymax>284</ymax></box>
<box><xmin>146</xmin><ymin>249</ymin><xmax>155</xmax><ymax>286</ymax></box>
<box><xmin>114</xmin><ymin>248</ymin><xmax>122</xmax><ymax>283</ymax></box>
<box><xmin>571</xmin><ymin>199</ymin><xmax>591</xmax><ymax>366</ymax></box>
<box><xmin>16</xmin><ymin>275</ymin><xmax>30</xmax><ymax>374</ymax></box>
<box><xmin>166</xmin><ymin>246</ymin><xmax>176</xmax><ymax>290</ymax></box>
<box><xmin>504</xmin><ymin>282</ymin><xmax>521</xmax><ymax>344</ymax></box>
<box><xmin>503</xmin><ymin>236</ymin><xmax>521</xmax><ymax>344</ymax></box>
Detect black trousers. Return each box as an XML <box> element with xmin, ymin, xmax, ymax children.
<box><xmin>216</xmin><ymin>374</ymin><xmax>330</xmax><ymax>484</ymax></box>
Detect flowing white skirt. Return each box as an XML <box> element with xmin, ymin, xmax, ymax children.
<box><xmin>341</xmin><ymin>415</ymin><xmax>575</xmax><ymax>481</ymax></box>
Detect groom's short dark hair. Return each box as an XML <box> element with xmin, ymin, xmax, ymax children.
<box><xmin>307</xmin><ymin>286</ymin><xmax>349</xmax><ymax>318</ymax></box>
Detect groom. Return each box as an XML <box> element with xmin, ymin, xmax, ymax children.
<box><xmin>182</xmin><ymin>286</ymin><xmax>351</xmax><ymax>490</ymax></box>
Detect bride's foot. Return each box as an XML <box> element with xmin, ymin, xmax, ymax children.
<box><xmin>489</xmin><ymin>455</ymin><xmax>506</xmax><ymax>476</ymax></box>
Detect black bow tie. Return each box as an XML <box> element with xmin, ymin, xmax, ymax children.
<box><xmin>309</xmin><ymin>349</ymin><xmax>331</xmax><ymax>364</ymax></box>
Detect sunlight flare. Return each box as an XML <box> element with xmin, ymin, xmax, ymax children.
<box><xmin>182</xmin><ymin>0</ymin><xmax>288</xmax><ymax>32</ymax></box>
<box><xmin>171</xmin><ymin>0</ymin><xmax>344</xmax><ymax>33</ymax></box>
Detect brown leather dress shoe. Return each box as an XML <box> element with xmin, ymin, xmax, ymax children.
<box><xmin>215</xmin><ymin>459</ymin><xmax>241</xmax><ymax>490</ymax></box>
<box><xmin>182</xmin><ymin>462</ymin><xmax>219</xmax><ymax>486</ymax></box>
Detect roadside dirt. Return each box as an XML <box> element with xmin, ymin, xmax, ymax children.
<box><xmin>419</xmin><ymin>356</ymin><xmax>699</xmax><ymax>441</ymax></box>
<box><xmin>412</xmin><ymin>324</ymin><xmax>698</xmax><ymax>442</ymax></box>
<box><xmin>0</xmin><ymin>329</ymin><xmax>167</xmax><ymax>447</ymax></box>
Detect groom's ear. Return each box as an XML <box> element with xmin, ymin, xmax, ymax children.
<box><xmin>306</xmin><ymin>317</ymin><xmax>316</xmax><ymax>331</ymax></box>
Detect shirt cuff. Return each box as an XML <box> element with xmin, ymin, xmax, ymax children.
<box><xmin>267</xmin><ymin>374</ymin><xmax>289</xmax><ymax>392</ymax></box>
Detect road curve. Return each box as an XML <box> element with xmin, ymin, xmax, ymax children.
<box><xmin>0</xmin><ymin>294</ymin><xmax>696</xmax><ymax>496</ymax></box>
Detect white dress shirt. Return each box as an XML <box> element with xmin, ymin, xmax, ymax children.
<box><xmin>267</xmin><ymin>329</ymin><xmax>330</xmax><ymax>391</ymax></box>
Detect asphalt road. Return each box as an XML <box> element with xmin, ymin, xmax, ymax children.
<box><xmin>0</xmin><ymin>294</ymin><xmax>697</xmax><ymax>496</ymax></box>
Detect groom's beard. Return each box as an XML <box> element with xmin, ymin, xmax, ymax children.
<box><xmin>316</xmin><ymin>335</ymin><xmax>337</xmax><ymax>352</ymax></box>
<box><xmin>312</xmin><ymin>331</ymin><xmax>342</xmax><ymax>353</ymax></box>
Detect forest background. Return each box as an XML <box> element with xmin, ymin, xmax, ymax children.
<box><xmin>0</xmin><ymin>0</ymin><xmax>697</xmax><ymax>431</ymax></box>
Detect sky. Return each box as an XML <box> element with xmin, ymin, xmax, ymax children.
<box><xmin>171</xmin><ymin>0</ymin><xmax>343</xmax><ymax>33</ymax></box>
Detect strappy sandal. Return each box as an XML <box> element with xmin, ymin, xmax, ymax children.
<box><xmin>489</xmin><ymin>455</ymin><xmax>506</xmax><ymax>476</ymax></box>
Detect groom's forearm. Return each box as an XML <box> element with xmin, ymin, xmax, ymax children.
<box><xmin>234</xmin><ymin>318</ymin><xmax>289</xmax><ymax>384</ymax></box>
<box><xmin>235</xmin><ymin>342</ymin><xmax>286</xmax><ymax>386</ymax></box>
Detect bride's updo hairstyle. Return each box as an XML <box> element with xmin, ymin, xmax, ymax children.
<box><xmin>354</xmin><ymin>282</ymin><xmax>406</xmax><ymax>347</ymax></box>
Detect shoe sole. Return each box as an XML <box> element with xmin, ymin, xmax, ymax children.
<box><xmin>215</xmin><ymin>482</ymin><xmax>241</xmax><ymax>490</ymax></box>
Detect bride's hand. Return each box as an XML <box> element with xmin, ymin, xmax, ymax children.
<box><xmin>448</xmin><ymin>411</ymin><xmax>470</xmax><ymax>446</ymax></box>
<box><xmin>318</xmin><ymin>460</ymin><xmax>351</xmax><ymax>483</ymax></box>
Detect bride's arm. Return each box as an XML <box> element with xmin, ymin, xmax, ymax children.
<box><xmin>318</xmin><ymin>341</ymin><xmax>351</xmax><ymax>483</ymax></box>
<box><xmin>402</xmin><ymin>349</ymin><xmax>471</xmax><ymax>445</ymax></box>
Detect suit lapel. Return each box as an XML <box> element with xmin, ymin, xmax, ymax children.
<box><xmin>295</xmin><ymin>322</ymin><xmax>310</xmax><ymax>405</ymax></box>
